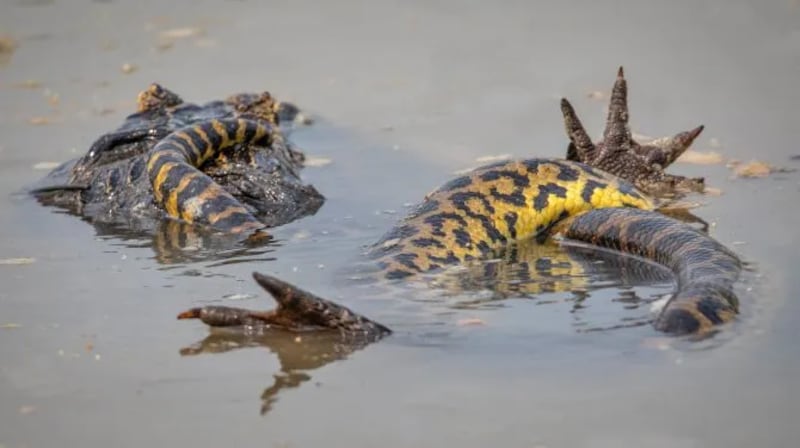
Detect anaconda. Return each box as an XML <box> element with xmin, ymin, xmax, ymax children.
<box><xmin>31</xmin><ymin>84</ymin><xmax>323</xmax><ymax>240</ymax></box>
<box><xmin>178</xmin><ymin>68</ymin><xmax>740</xmax><ymax>339</ymax></box>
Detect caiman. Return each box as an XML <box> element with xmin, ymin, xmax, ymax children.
<box><xmin>175</xmin><ymin>68</ymin><xmax>740</xmax><ymax>340</ymax></box>
<box><xmin>31</xmin><ymin>83</ymin><xmax>324</xmax><ymax>240</ymax></box>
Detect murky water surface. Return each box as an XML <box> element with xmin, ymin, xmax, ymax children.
<box><xmin>1</xmin><ymin>1</ymin><xmax>799</xmax><ymax>447</ymax></box>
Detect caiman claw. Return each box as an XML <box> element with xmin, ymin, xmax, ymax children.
<box><xmin>178</xmin><ymin>272</ymin><xmax>391</xmax><ymax>339</ymax></box>
<box><xmin>561</xmin><ymin>67</ymin><xmax>706</xmax><ymax>196</ymax></box>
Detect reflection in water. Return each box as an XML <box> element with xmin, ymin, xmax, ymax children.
<box><xmin>36</xmin><ymin>202</ymin><xmax>280</xmax><ymax>266</ymax></box>
<box><xmin>97</xmin><ymin>219</ymin><xmax>279</xmax><ymax>266</ymax></box>
<box><xmin>437</xmin><ymin>239</ymin><xmax>672</xmax><ymax>295</ymax></box>
<box><xmin>148</xmin><ymin>220</ymin><xmax>276</xmax><ymax>266</ymax></box>
<box><xmin>34</xmin><ymin>168</ymin><xmax>709</xmax><ymax>413</ymax></box>
<box><xmin>423</xmin><ymin>238</ymin><xmax>674</xmax><ymax>332</ymax></box>
<box><xmin>176</xmin><ymin>239</ymin><xmax>682</xmax><ymax>416</ymax></box>
<box><xmin>180</xmin><ymin>330</ymin><xmax>373</xmax><ymax>415</ymax></box>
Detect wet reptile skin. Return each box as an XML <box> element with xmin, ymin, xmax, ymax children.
<box><xmin>369</xmin><ymin>159</ymin><xmax>654</xmax><ymax>279</ymax></box>
<box><xmin>364</xmin><ymin>160</ymin><xmax>739</xmax><ymax>334</ymax></box>
<box><xmin>31</xmin><ymin>84</ymin><xmax>323</xmax><ymax>237</ymax></box>
<box><xmin>559</xmin><ymin>208</ymin><xmax>740</xmax><ymax>334</ymax></box>
<box><xmin>147</xmin><ymin>118</ymin><xmax>275</xmax><ymax>234</ymax></box>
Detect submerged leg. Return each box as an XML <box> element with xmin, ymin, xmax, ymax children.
<box><xmin>178</xmin><ymin>272</ymin><xmax>391</xmax><ymax>339</ymax></box>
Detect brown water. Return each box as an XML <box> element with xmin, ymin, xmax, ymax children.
<box><xmin>2</xmin><ymin>1</ymin><xmax>800</xmax><ymax>447</ymax></box>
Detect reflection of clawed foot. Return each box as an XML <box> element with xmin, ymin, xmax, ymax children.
<box><xmin>259</xmin><ymin>371</ymin><xmax>311</xmax><ymax>415</ymax></box>
<box><xmin>179</xmin><ymin>320</ymin><xmax>378</xmax><ymax>415</ymax></box>
<box><xmin>178</xmin><ymin>272</ymin><xmax>391</xmax><ymax>337</ymax></box>
<box><xmin>178</xmin><ymin>272</ymin><xmax>390</xmax><ymax>415</ymax></box>
<box><xmin>561</xmin><ymin>67</ymin><xmax>706</xmax><ymax>197</ymax></box>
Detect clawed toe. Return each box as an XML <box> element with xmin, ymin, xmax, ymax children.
<box><xmin>560</xmin><ymin>67</ymin><xmax>707</xmax><ymax>196</ymax></box>
<box><xmin>178</xmin><ymin>272</ymin><xmax>391</xmax><ymax>340</ymax></box>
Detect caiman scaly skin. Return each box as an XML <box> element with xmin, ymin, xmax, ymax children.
<box><xmin>180</xmin><ymin>68</ymin><xmax>740</xmax><ymax>339</ymax></box>
<box><xmin>560</xmin><ymin>67</ymin><xmax>706</xmax><ymax>197</ymax></box>
<box><xmin>178</xmin><ymin>272</ymin><xmax>391</xmax><ymax>339</ymax></box>
<box><xmin>32</xmin><ymin>84</ymin><xmax>323</xmax><ymax>234</ymax></box>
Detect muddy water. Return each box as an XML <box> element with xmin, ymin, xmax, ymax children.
<box><xmin>1</xmin><ymin>0</ymin><xmax>799</xmax><ymax>447</ymax></box>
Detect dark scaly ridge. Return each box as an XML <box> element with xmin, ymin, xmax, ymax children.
<box><xmin>559</xmin><ymin>207</ymin><xmax>740</xmax><ymax>334</ymax></box>
<box><xmin>146</xmin><ymin>118</ymin><xmax>274</xmax><ymax>233</ymax></box>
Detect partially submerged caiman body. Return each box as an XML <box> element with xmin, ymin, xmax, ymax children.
<box><xmin>32</xmin><ymin>84</ymin><xmax>323</xmax><ymax>235</ymax></box>
<box><xmin>178</xmin><ymin>68</ymin><xmax>740</xmax><ymax>340</ymax></box>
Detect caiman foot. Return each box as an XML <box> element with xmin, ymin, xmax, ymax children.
<box><xmin>178</xmin><ymin>272</ymin><xmax>391</xmax><ymax>340</ymax></box>
<box><xmin>561</xmin><ymin>67</ymin><xmax>706</xmax><ymax>197</ymax></box>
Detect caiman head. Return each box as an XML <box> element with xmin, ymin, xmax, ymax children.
<box><xmin>169</xmin><ymin>86</ymin><xmax>324</xmax><ymax>227</ymax></box>
<box><xmin>33</xmin><ymin>83</ymin><xmax>323</xmax><ymax>230</ymax></box>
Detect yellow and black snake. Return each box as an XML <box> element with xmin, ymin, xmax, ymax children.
<box><xmin>367</xmin><ymin>159</ymin><xmax>654</xmax><ymax>280</ymax></box>
<box><xmin>146</xmin><ymin>118</ymin><xmax>275</xmax><ymax>235</ymax></box>
<box><xmin>169</xmin><ymin>69</ymin><xmax>741</xmax><ymax>338</ymax></box>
